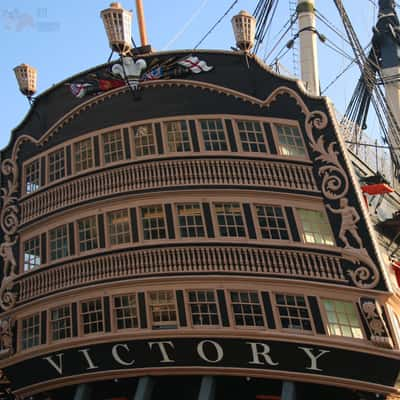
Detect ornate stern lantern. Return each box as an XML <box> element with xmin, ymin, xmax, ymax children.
<box><xmin>231</xmin><ymin>10</ymin><xmax>256</xmax><ymax>52</ymax></box>
<box><xmin>101</xmin><ymin>2</ymin><xmax>133</xmax><ymax>56</ymax></box>
<box><xmin>13</xmin><ymin>63</ymin><xmax>37</xmax><ymax>104</ymax></box>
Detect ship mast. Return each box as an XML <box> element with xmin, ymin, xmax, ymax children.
<box><xmin>375</xmin><ymin>0</ymin><xmax>400</xmax><ymax>131</ymax></box>
<box><xmin>297</xmin><ymin>0</ymin><xmax>320</xmax><ymax>95</ymax></box>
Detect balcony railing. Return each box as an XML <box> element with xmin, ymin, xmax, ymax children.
<box><xmin>20</xmin><ymin>158</ymin><xmax>317</xmax><ymax>225</ymax></box>
<box><xmin>17</xmin><ymin>245</ymin><xmax>345</xmax><ymax>303</ymax></box>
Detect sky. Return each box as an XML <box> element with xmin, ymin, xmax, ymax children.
<box><xmin>0</xmin><ymin>0</ymin><xmax>380</xmax><ymax>150</ymax></box>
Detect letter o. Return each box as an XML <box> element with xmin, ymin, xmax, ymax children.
<box><xmin>197</xmin><ymin>340</ymin><xmax>224</xmax><ymax>363</ymax></box>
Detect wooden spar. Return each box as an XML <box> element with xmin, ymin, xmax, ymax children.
<box><xmin>135</xmin><ymin>0</ymin><xmax>149</xmax><ymax>46</ymax></box>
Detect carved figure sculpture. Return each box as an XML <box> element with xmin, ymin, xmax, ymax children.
<box><xmin>326</xmin><ymin>199</ymin><xmax>363</xmax><ymax>249</ymax></box>
<box><xmin>0</xmin><ymin>236</ymin><xmax>17</xmax><ymax>278</ymax></box>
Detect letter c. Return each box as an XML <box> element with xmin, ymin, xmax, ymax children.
<box><xmin>112</xmin><ymin>344</ymin><xmax>135</xmax><ymax>366</ymax></box>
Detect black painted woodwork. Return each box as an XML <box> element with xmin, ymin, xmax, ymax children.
<box><xmin>189</xmin><ymin>120</ymin><xmax>200</xmax><ymax>152</ymax></box>
<box><xmin>97</xmin><ymin>214</ymin><xmax>106</xmax><ymax>248</ymax></box>
<box><xmin>164</xmin><ymin>204</ymin><xmax>175</xmax><ymax>240</ymax></box>
<box><xmin>138</xmin><ymin>292</ymin><xmax>147</xmax><ymax>329</ymax></box>
<box><xmin>243</xmin><ymin>203</ymin><xmax>257</xmax><ymax>239</ymax></box>
<box><xmin>261</xmin><ymin>291</ymin><xmax>276</xmax><ymax>329</ymax></box>
<box><xmin>176</xmin><ymin>290</ymin><xmax>187</xmax><ymax>327</ymax></box>
<box><xmin>217</xmin><ymin>290</ymin><xmax>230</xmax><ymax>327</ymax></box>
<box><xmin>130</xmin><ymin>208</ymin><xmax>139</xmax><ymax>242</ymax></box>
<box><xmin>155</xmin><ymin>123</ymin><xmax>164</xmax><ymax>155</ymax></box>
<box><xmin>308</xmin><ymin>296</ymin><xmax>326</xmax><ymax>335</ymax></box>
<box><xmin>202</xmin><ymin>203</ymin><xmax>215</xmax><ymax>238</ymax></box>
<box><xmin>225</xmin><ymin>119</ymin><xmax>238</xmax><ymax>152</ymax></box>
<box><xmin>284</xmin><ymin>207</ymin><xmax>301</xmax><ymax>242</ymax></box>
<box><xmin>103</xmin><ymin>296</ymin><xmax>111</xmax><ymax>333</ymax></box>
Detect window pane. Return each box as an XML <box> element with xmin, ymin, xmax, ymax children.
<box><xmin>25</xmin><ymin>160</ymin><xmax>40</xmax><ymax>193</ymax></box>
<box><xmin>103</xmin><ymin>130</ymin><xmax>124</xmax><ymax>163</ymax></box>
<box><xmin>166</xmin><ymin>121</ymin><xmax>191</xmax><ymax>152</ymax></box>
<box><xmin>276</xmin><ymin>124</ymin><xmax>307</xmax><ymax>157</ymax></box>
<box><xmin>49</xmin><ymin>225</ymin><xmax>69</xmax><ymax>261</ymax></box>
<box><xmin>298</xmin><ymin>209</ymin><xmax>334</xmax><ymax>246</ymax></box>
<box><xmin>48</xmin><ymin>149</ymin><xmax>65</xmax><ymax>182</ymax></box>
<box><xmin>141</xmin><ymin>205</ymin><xmax>166</xmax><ymax>240</ymax></box>
<box><xmin>51</xmin><ymin>305</ymin><xmax>72</xmax><ymax>341</ymax></box>
<box><xmin>74</xmin><ymin>138</ymin><xmax>93</xmax><ymax>172</ymax></box>
<box><xmin>177</xmin><ymin>203</ymin><xmax>205</xmax><ymax>238</ymax></box>
<box><xmin>114</xmin><ymin>294</ymin><xmax>139</xmax><ymax>330</ymax></box>
<box><xmin>81</xmin><ymin>298</ymin><xmax>104</xmax><ymax>335</ymax></box>
<box><xmin>215</xmin><ymin>203</ymin><xmax>246</xmax><ymax>237</ymax></box>
<box><xmin>237</xmin><ymin>121</ymin><xmax>267</xmax><ymax>153</ymax></box>
<box><xmin>134</xmin><ymin>124</ymin><xmax>156</xmax><ymax>157</ymax></box>
<box><xmin>200</xmin><ymin>119</ymin><xmax>228</xmax><ymax>151</ymax></box>
<box><xmin>148</xmin><ymin>290</ymin><xmax>177</xmax><ymax>328</ymax></box>
<box><xmin>24</xmin><ymin>236</ymin><xmax>41</xmax><ymax>271</ymax></box>
<box><xmin>275</xmin><ymin>293</ymin><xmax>312</xmax><ymax>331</ymax></box>
<box><xmin>256</xmin><ymin>205</ymin><xmax>289</xmax><ymax>240</ymax></box>
<box><xmin>21</xmin><ymin>314</ymin><xmax>40</xmax><ymax>350</ymax></box>
<box><xmin>230</xmin><ymin>291</ymin><xmax>264</xmax><ymax>327</ymax></box>
<box><xmin>78</xmin><ymin>216</ymin><xmax>99</xmax><ymax>252</ymax></box>
<box><xmin>108</xmin><ymin>209</ymin><xmax>131</xmax><ymax>245</ymax></box>
<box><xmin>323</xmin><ymin>299</ymin><xmax>363</xmax><ymax>339</ymax></box>
<box><xmin>188</xmin><ymin>290</ymin><xmax>219</xmax><ymax>326</ymax></box>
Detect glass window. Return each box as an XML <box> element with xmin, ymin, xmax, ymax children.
<box><xmin>188</xmin><ymin>290</ymin><xmax>219</xmax><ymax>326</ymax></box>
<box><xmin>25</xmin><ymin>160</ymin><xmax>40</xmax><ymax>194</ymax></box>
<box><xmin>165</xmin><ymin>120</ymin><xmax>191</xmax><ymax>152</ymax></box>
<box><xmin>48</xmin><ymin>149</ymin><xmax>65</xmax><ymax>182</ymax></box>
<box><xmin>50</xmin><ymin>305</ymin><xmax>72</xmax><ymax>341</ymax></box>
<box><xmin>275</xmin><ymin>124</ymin><xmax>307</xmax><ymax>157</ymax></box>
<box><xmin>23</xmin><ymin>236</ymin><xmax>41</xmax><ymax>271</ymax></box>
<box><xmin>215</xmin><ymin>203</ymin><xmax>246</xmax><ymax>237</ymax></box>
<box><xmin>141</xmin><ymin>205</ymin><xmax>166</xmax><ymax>240</ymax></box>
<box><xmin>177</xmin><ymin>203</ymin><xmax>205</xmax><ymax>238</ymax></box>
<box><xmin>298</xmin><ymin>209</ymin><xmax>334</xmax><ymax>246</ymax></box>
<box><xmin>103</xmin><ymin>130</ymin><xmax>124</xmax><ymax>164</ymax></box>
<box><xmin>237</xmin><ymin>120</ymin><xmax>267</xmax><ymax>153</ymax></box>
<box><xmin>133</xmin><ymin>124</ymin><xmax>156</xmax><ymax>157</ymax></box>
<box><xmin>49</xmin><ymin>225</ymin><xmax>69</xmax><ymax>261</ymax></box>
<box><xmin>113</xmin><ymin>294</ymin><xmax>139</xmax><ymax>330</ymax></box>
<box><xmin>256</xmin><ymin>205</ymin><xmax>289</xmax><ymax>240</ymax></box>
<box><xmin>21</xmin><ymin>314</ymin><xmax>40</xmax><ymax>350</ymax></box>
<box><xmin>78</xmin><ymin>216</ymin><xmax>99</xmax><ymax>252</ymax></box>
<box><xmin>275</xmin><ymin>294</ymin><xmax>312</xmax><ymax>331</ymax></box>
<box><xmin>148</xmin><ymin>290</ymin><xmax>177</xmax><ymax>329</ymax></box>
<box><xmin>322</xmin><ymin>299</ymin><xmax>363</xmax><ymax>339</ymax></box>
<box><xmin>81</xmin><ymin>298</ymin><xmax>104</xmax><ymax>335</ymax></box>
<box><xmin>200</xmin><ymin>119</ymin><xmax>228</xmax><ymax>151</ymax></box>
<box><xmin>108</xmin><ymin>209</ymin><xmax>131</xmax><ymax>245</ymax></box>
<box><xmin>74</xmin><ymin>138</ymin><xmax>94</xmax><ymax>172</ymax></box>
<box><xmin>230</xmin><ymin>291</ymin><xmax>264</xmax><ymax>327</ymax></box>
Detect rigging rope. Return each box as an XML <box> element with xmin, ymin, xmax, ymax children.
<box><xmin>194</xmin><ymin>0</ymin><xmax>238</xmax><ymax>49</ymax></box>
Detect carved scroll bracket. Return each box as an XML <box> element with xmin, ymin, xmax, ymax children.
<box><xmin>0</xmin><ymin>160</ymin><xmax>19</xmax><ymax>311</ymax></box>
<box><xmin>305</xmin><ymin>111</ymin><xmax>380</xmax><ymax>289</ymax></box>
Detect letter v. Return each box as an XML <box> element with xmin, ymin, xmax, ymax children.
<box><xmin>43</xmin><ymin>353</ymin><xmax>64</xmax><ymax>375</ymax></box>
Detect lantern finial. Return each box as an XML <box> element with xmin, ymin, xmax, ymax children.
<box><xmin>101</xmin><ymin>2</ymin><xmax>133</xmax><ymax>55</ymax></box>
<box><xmin>231</xmin><ymin>10</ymin><xmax>256</xmax><ymax>52</ymax></box>
<box><xmin>13</xmin><ymin>63</ymin><xmax>37</xmax><ymax>102</ymax></box>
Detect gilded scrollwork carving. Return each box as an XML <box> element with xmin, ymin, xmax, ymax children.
<box><xmin>0</xmin><ymin>317</ymin><xmax>14</xmax><ymax>356</ymax></box>
<box><xmin>0</xmin><ymin>159</ymin><xmax>19</xmax><ymax>311</ymax></box>
<box><xmin>359</xmin><ymin>298</ymin><xmax>393</xmax><ymax>348</ymax></box>
<box><xmin>304</xmin><ymin>111</ymin><xmax>381</xmax><ymax>289</ymax></box>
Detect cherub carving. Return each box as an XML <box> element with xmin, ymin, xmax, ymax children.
<box><xmin>326</xmin><ymin>199</ymin><xmax>363</xmax><ymax>249</ymax></box>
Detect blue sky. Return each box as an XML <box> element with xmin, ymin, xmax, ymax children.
<box><xmin>0</xmin><ymin>0</ymin><xmax>379</xmax><ymax>149</ymax></box>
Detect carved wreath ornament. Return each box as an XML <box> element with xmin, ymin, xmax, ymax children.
<box><xmin>305</xmin><ymin>111</ymin><xmax>380</xmax><ymax>289</ymax></box>
<box><xmin>0</xmin><ymin>160</ymin><xmax>19</xmax><ymax>311</ymax></box>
